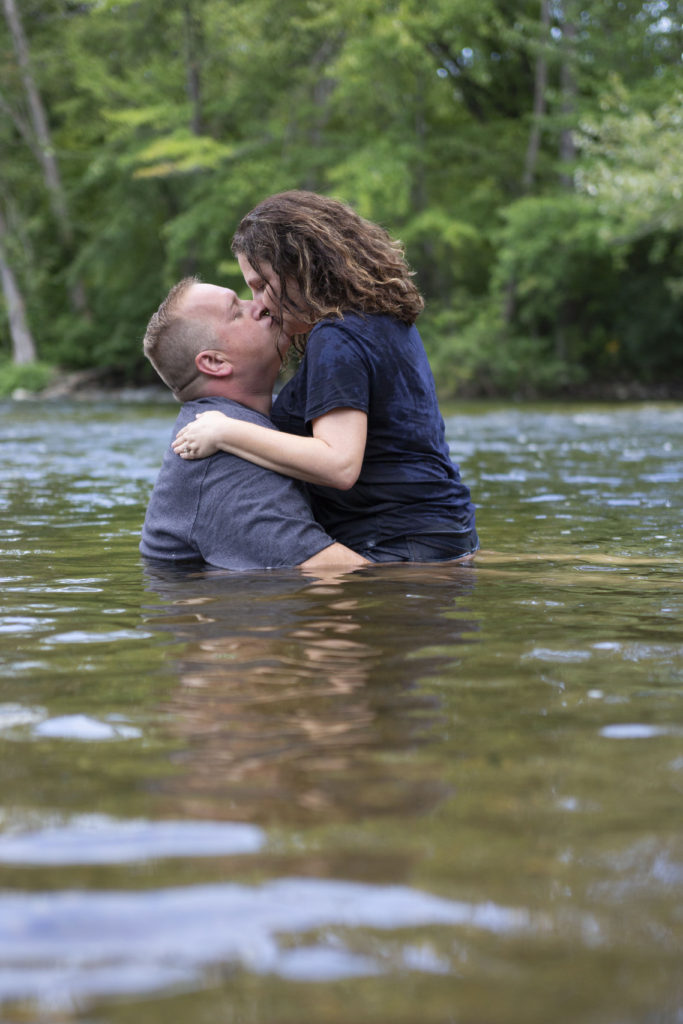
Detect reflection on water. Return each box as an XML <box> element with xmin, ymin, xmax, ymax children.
<box><xmin>0</xmin><ymin>398</ymin><xmax>682</xmax><ymax>1024</ymax></box>
<box><xmin>143</xmin><ymin>564</ymin><xmax>478</xmax><ymax>824</ymax></box>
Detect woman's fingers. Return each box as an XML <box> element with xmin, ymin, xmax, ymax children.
<box><xmin>172</xmin><ymin>430</ymin><xmax>196</xmax><ymax>458</ymax></box>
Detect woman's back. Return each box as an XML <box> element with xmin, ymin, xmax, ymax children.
<box><xmin>272</xmin><ymin>312</ymin><xmax>475</xmax><ymax>548</ymax></box>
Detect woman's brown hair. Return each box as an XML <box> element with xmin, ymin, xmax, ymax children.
<box><xmin>231</xmin><ymin>191</ymin><xmax>424</xmax><ymax>350</ymax></box>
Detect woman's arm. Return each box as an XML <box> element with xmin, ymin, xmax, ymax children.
<box><xmin>172</xmin><ymin>407</ymin><xmax>367</xmax><ymax>490</ymax></box>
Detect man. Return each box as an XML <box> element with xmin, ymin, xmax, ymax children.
<box><xmin>140</xmin><ymin>277</ymin><xmax>367</xmax><ymax>571</ymax></box>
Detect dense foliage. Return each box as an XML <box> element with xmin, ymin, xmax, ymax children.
<box><xmin>1</xmin><ymin>0</ymin><xmax>681</xmax><ymax>396</ymax></box>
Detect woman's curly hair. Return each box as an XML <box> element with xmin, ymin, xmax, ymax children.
<box><xmin>232</xmin><ymin>190</ymin><xmax>424</xmax><ymax>351</ymax></box>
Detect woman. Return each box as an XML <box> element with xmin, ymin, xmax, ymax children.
<box><xmin>173</xmin><ymin>190</ymin><xmax>478</xmax><ymax>563</ymax></box>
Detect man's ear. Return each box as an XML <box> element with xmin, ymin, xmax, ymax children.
<box><xmin>195</xmin><ymin>349</ymin><xmax>234</xmax><ymax>378</ymax></box>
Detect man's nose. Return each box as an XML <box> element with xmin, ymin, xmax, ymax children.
<box><xmin>239</xmin><ymin>298</ymin><xmax>261</xmax><ymax>319</ymax></box>
<box><xmin>250</xmin><ymin>295</ymin><xmax>271</xmax><ymax>318</ymax></box>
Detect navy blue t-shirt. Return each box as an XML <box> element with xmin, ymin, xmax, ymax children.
<box><xmin>271</xmin><ymin>313</ymin><xmax>476</xmax><ymax>548</ymax></box>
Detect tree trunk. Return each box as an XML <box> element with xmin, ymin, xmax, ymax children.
<box><xmin>411</xmin><ymin>72</ymin><xmax>439</xmax><ymax>297</ymax></box>
<box><xmin>504</xmin><ymin>0</ymin><xmax>550</xmax><ymax>325</ymax></box>
<box><xmin>522</xmin><ymin>0</ymin><xmax>550</xmax><ymax>192</ymax></box>
<box><xmin>177</xmin><ymin>0</ymin><xmax>205</xmax><ymax>276</ymax></box>
<box><xmin>2</xmin><ymin>0</ymin><xmax>89</xmax><ymax>316</ymax></box>
<box><xmin>559</xmin><ymin>14</ymin><xmax>577</xmax><ymax>189</ymax></box>
<box><xmin>183</xmin><ymin>0</ymin><xmax>204</xmax><ymax>135</ymax></box>
<box><xmin>556</xmin><ymin>5</ymin><xmax>578</xmax><ymax>364</ymax></box>
<box><xmin>0</xmin><ymin>207</ymin><xmax>37</xmax><ymax>364</ymax></box>
<box><xmin>302</xmin><ymin>36</ymin><xmax>337</xmax><ymax>192</ymax></box>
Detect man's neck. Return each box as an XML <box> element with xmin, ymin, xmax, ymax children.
<box><xmin>225</xmin><ymin>384</ymin><xmax>273</xmax><ymax>416</ymax></box>
<box><xmin>197</xmin><ymin>379</ymin><xmax>274</xmax><ymax>417</ymax></box>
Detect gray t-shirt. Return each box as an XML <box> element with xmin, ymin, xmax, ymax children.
<box><xmin>140</xmin><ymin>396</ymin><xmax>333</xmax><ymax>570</ymax></box>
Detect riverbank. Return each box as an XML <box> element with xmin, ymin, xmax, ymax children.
<box><xmin>10</xmin><ymin>368</ymin><xmax>173</xmax><ymax>404</ymax></box>
<box><xmin>6</xmin><ymin>366</ymin><xmax>683</xmax><ymax>405</ymax></box>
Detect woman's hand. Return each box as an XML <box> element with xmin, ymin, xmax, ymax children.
<box><xmin>172</xmin><ymin>411</ymin><xmax>232</xmax><ymax>459</ymax></box>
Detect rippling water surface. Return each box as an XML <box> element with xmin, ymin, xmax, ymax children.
<box><xmin>1</xmin><ymin>398</ymin><xmax>681</xmax><ymax>1023</ymax></box>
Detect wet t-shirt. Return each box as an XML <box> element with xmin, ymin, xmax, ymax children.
<box><xmin>271</xmin><ymin>313</ymin><xmax>476</xmax><ymax>549</ymax></box>
<box><xmin>140</xmin><ymin>397</ymin><xmax>333</xmax><ymax>569</ymax></box>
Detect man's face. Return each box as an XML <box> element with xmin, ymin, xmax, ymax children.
<box><xmin>237</xmin><ymin>254</ymin><xmax>312</xmax><ymax>336</ymax></box>
<box><xmin>182</xmin><ymin>283</ymin><xmax>290</xmax><ymax>371</ymax></box>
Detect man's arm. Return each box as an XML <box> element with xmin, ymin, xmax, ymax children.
<box><xmin>196</xmin><ymin>440</ymin><xmax>367</xmax><ymax>571</ymax></box>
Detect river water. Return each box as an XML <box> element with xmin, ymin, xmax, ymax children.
<box><xmin>0</xmin><ymin>397</ymin><xmax>681</xmax><ymax>1024</ymax></box>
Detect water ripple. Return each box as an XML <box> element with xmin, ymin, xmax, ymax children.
<box><xmin>0</xmin><ymin>815</ymin><xmax>264</xmax><ymax>864</ymax></box>
<box><xmin>0</xmin><ymin>879</ymin><xmax>542</xmax><ymax>1006</ymax></box>
<box><xmin>0</xmin><ymin>708</ymin><xmax>141</xmax><ymax>742</ymax></box>
<box><xmin>32</xmin><ymin>715</ymin><xmax>142</xmax><ymax>741</ymax></box>
<box><xmin>599</xmin><ymin>724</ymin><xmax>678</xmax><ymax>740</ymax></box>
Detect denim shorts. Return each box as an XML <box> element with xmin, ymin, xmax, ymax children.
<box><xmin>357</xmin><ymin>528</ymin><xmax>480</xmax><ymax>564</ymax></box>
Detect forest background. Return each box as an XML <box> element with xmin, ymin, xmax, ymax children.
<box><xmin>0</xmin><ymin>0</ymin><xmax>681</xmax><ymax>398</ymax></box>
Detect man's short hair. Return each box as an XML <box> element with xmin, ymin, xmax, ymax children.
<box><xmin>143</xmin><ymin>277</ymin><xmax>216</xmax><ymax>398</ymax></box>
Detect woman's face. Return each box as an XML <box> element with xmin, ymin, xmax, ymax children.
<box><xmin>237</xmin><ymin>254</ymin><xmax>313</xmax><ymax>336</ymax></box>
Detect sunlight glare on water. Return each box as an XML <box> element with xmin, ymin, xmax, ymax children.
<box><xmin>0</xmin><ymin>398</ymin><xmax>681</xmax><ymax>1024</ymax></box>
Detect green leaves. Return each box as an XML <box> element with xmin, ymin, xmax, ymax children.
<box><xmin>131</xmin><ymin>131</ymin><xmax>237</xmax><ymax>178</ymax></box>
<box><xmin>576</xmin><ymin>91</ymin><xmax>683</xmax><ymax>239</ymax></box>
<box><xmin>0</xmin><ymin>0</ymin><xmax>680</xmax><ymax>392</ymax></box>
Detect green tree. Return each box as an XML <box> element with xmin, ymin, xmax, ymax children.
<box><xmin>0</xmin><ymin>0</ymin><xmax>680</xmax><ymax>394</ymax></box>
